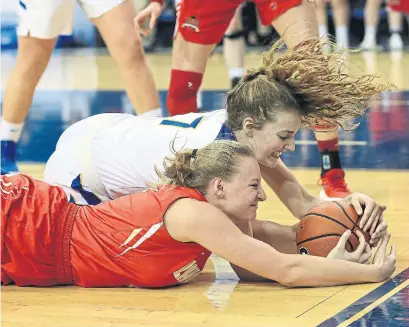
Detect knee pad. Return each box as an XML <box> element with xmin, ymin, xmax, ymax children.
<box><xmin>166</xmin><ymin>69</ymin><xmax>203</xmax><ymax>116</ymax></box>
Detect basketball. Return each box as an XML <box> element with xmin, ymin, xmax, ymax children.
<box><xmin>296</xmin><ymin>201</ymin><xmax>371</xmax><ymax>257</ymax></box>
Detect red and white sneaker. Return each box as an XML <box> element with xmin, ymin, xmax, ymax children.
<box><xmin>319</xmin><ymin>168</ymin><xmax>352</xmax><ymax>200</ymax></box>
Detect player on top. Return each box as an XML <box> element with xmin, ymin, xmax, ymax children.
<box><xmin>134</xmin><ymin>0</ymin><xmax>365</xmax><ymax>199</ymax></box>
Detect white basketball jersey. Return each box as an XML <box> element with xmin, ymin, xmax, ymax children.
<box><xmin>44</xmin><ymin>109</ymin><xmax>236</xmax><ymax>202</ymax></box>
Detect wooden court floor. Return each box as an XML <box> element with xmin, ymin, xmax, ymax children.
<box><xmin>1</xmin><ymin>51</ymin><xmax>409</xmax><ymax>326</ymax></box>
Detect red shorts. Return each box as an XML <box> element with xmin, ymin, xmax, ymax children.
<box><xmin>1</xmin><ymin>174</ymin><xmax>77</xmax><ymax>286</ymax></box>
<box><xmin>175</xmin><ymin>0</ymin><xmax>303</xmax><ymax>44</ymax></box>
<box><xmin>389</xmin><ymin>0</ymin><xmax>409</xmax><ymax>13</ymax></box>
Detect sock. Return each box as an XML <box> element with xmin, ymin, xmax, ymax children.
<box><xmin>363</xmin><ymin>26</ymin><xmax>376</xmax><ymax>43</ymax></box>
<box><xmin>0</xmin><ymin>119</ymin><xmax>24</xmax><ymax>142</ymax></box>
<box><xmin>228</xmin><ymin>67</ymin><xmax>244</xmax><ymax>81</ymax></box>
<box><xmin>166</xmin><ymin>69</ymin><xmax>203</xmax><ymax>116</ymax></box>
<box><xmin>316</xmin><ymin>136</ymin><xmax>342</xmax><ymax>176</ymax></box>
<box><xmin>389</xmin><ymin>22</ymin><xmax>402</xmax><ymax>35</ymax></box>
<box><xmin>319</xmin><ymin>24</ymin><xmax>328</xmax><ymax>38</ymax></box>
<box><xmin>335</xmin><ymin>25</ymin><xmax>349</xmax><ymax>48</ymax></box>
<box><xmin>197</xmin><ymin>90</ymin><xmax>203</xmax><ymax>110</ymax></box>
<box><xmin>139</xmin><ymin>108</ymin><xmax>162</xmax><ymax>117</ymax></box>
<box><xmin>228</xmin><ymin>67</ymin><xmax>244</xmax><ymax>88</ymax></box>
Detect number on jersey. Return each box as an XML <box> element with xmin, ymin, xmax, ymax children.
<box><xmin>160</xmin><ymin>117</ymin><xmax>202</xmax><ymax>129</ymax></box>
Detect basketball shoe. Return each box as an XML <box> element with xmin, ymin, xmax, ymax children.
<box><xmin>319</xmin><ymin>168</ymin><xmax>351</xmax><ymax>200</ymax></box>
<box><xmin>1</xmin><ymin>140</ymin><xmax>19</xmax><ymax>174</ymax></box>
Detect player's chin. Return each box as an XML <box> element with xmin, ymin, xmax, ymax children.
<box><xmin>260</xmin><ymin>156</ymin><xmax>279</xmax><ymax>168</ymax></box>
<box><xmin>246</xmin><ymin>207</ymin><xmax>258</xmax><ymax>221</ymax></box>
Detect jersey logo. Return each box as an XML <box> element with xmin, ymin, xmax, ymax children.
<box><xmin>173</xmin><ymin>260</ymin><xmax>201</xmax><ymax>284</ymax></box>
<box><xmin>322</xmin><ymin>154</ymin><xmax>331</xmax><ymax>170</ymax></box>
<box><xmin>118</xmin><ymin>222</ymin><xmax>163</xmax><ymax>256</ymax></box>
<box><xmin>181</xmin><ymin>16</ymin><xmax>199</xmax><ymax>32</ymax></box>
<box><xmin>0</xmin><ymin>178</ymin><xmax>29</xmax><ymax>200</ymax></box>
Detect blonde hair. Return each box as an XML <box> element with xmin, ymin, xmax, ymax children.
<box><xmin>227</xmin><ymin>37</ymin><xmax>395</xmax><ymax>130</ymax></box>
<box><xmin>155</xmin><ymin>140</ymin><xmax>255</xmax><ymax>192</ymax></box>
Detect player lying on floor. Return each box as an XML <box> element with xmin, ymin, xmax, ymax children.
<box><xmin>1</xmin><ymin>140</ymin><xmax>396</xmax><ymax>288</ymax></box>
<box><xmin>44</xmin><ymin>38</ymin><xmax>392</xmax><ymax>245</ymax></box>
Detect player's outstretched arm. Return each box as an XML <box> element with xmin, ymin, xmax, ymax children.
<box><xmin>164</xmin><ymin>199</ymin><xmax>396</xmax><ymax>287</ymax></box>
<box><xmin>260</xmin><ymin>159</ymin><xmax>322</xmax><ymax>219</ymax></box>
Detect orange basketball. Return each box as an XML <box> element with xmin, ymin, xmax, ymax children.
<box><xmin>296</xmin><ymin>201</ymin><xmax>371</xmax><ymax>257</ymax></box>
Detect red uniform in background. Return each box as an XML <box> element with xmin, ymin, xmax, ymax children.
<box><xmin>1</xmin><ymin>174</ymin><xmax>211</xmax><ymax>288</ymax></box>
<box><xmin>389</xmin><ymin>0</ymin><xmax>409</xmax><ymax>14</ymax></box>
<box><xmin>174</xmin><ymin>0</ymin><xmax>303</xmax><ymax>45</ymax></box>
<box><xmin>167</xmin><ymin>0</ymin><xmax>303</xmax><ymax>116</ymax></box>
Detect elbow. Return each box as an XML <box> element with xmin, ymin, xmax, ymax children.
<box><xmin>278</xmin><ymin>271</ymin><xmax>297</xmax><ymax>287</ymax></box>
<box><xmin>274</xmin><ymin>257</ymin><xmax>301</xmax><ymax>287</ymax></box>
<box><xmin>297</xmin><ymin>195</ymin><xmax>321</xmax><ymax>219</ymax></box>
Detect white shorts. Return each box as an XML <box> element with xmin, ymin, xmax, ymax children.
<box><xmin>17</xmin><ymin>0</ymin><xmax>126</xmax><ymax>39</ymax></box>
<box><xmin>44</xmin><ymin>113</ymin><xmax>118</xmax><ymax>204</ymax></box>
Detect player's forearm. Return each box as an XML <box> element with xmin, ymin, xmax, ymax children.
<box><xmin>260</xmin><ymin>163</ymin><xmax>320</xmax><ymax>219</ymax></box>
<box><xmin>281</xmin><ymin>255</ymin><xmax>382</xmax><ymax>287</ymax></box>
<box><xmin>251</xmin><ymin>220</ymin><xmax>298</xmax><ymax>254</ymax></box>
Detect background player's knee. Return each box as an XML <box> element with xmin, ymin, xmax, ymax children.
<box><xmin>109</xmin><ymin>34</ymin><xmax>145</xmax><ymax>68</ymax></box>
<box><xmin>224</xmin><ymin>30</ymin><xmax>246</xmax><ymax>40</ymax></box>
<box><xmin>15</xmin><ymin>37</ymin><xmax>56</xmax><ymax>78</ymax></box>
<box><xmin>166</xmin><ymin>69</ymin><xmax>203</xmax><ymax>116</ymax></box>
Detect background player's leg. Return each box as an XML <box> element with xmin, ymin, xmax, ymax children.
<box><xmin>315</xmin><ymin>0</ymin><xmax>331</xmax><ymax>52</ymax></box>
<box><xmin>313</xmin><ymin>125</ymin><xmax>350</xmax><ymax>200</ymax></box>
<box><xmin>360</xmin><ymin>0</ymin><xmax>382</xmax><ymax>50</ymax></box>
<box><xmin>331</xmin><ymin>0</ymin><xmax>350</xmax><ymax>48</ymax></box>
<box><xmin>388</xmin><ymin>8</ymin><xmax>404</xmax><ymax>50</ymax></box>
<box><xmin>223</xmin><ymin>6</ymin><xmax>245</xmax><ymax>89</ymax></box>
<box><xmin>166</xmin><ymin>34</ymin><xmax>216</xmax><ymax>116</ymax></box>
<box><xmin>316</xmin><ymin>0</ymin><xmax>328</xmax><ymax>38</ymax></box>
<box><xmin>92</xmin><ymin>0</ymin><xmax>161</xmax><ymax>116</ymax></box>
<box><xmin>269</xmin><ymin>0</ymin><xmax>350</xmax><ymax>199</ymax></box>
<box><xmin>268</xmin><ymin>0</ymin><xmax>319</xmax><ymax>45</ymax></box>
<box><xmin>1</xmin><ymin>36</ymin><xmax>56</xmax><ymax>174</ymax></box>
<box><xmin>166</xmin><ymin>0</ymin><xmax>237</xmax><ymax>116</ymax></box>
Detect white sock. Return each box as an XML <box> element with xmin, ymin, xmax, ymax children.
<box><xmin>319</xmin><ymin>24</ymin><xmax>328</xmax><ymax>38</ymax></box>
<box><xmin>335</xmin><ymin>25</ymin><xmax>349</xmax><ymax>48</ymax></box>
<box><xmin>0</xmin><ymin>119</ymin><xmax>24</xmax><ymax>142</ymax></box>
<box><xmin>228</xmin><ymin>67</ymin><xmax>245</xmax><ymax>80</ymax></box>
<box><xmin>363</xmin><ymin>26</ymin><xmax>377</xmax><ymax>43</ymax></box>
<box><xmin>389</xmin><ymin>17</ymin><xmax>402</xmax><ymax>34</ymax></box>
<box><xmin>138</xmin><ymin>108</ymin><xmax>162</xmax><ymax>117</ymax></box>
<box><xmin>197</xmin><ymin>90</ymin><xmax>203</xmax><ymax>109</ymax></box>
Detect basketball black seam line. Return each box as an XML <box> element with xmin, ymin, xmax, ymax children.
<box><xmin>303</xmin><ymin>212</ymin><xmax>359</xmax><ymax>244</ymax></box>
<box><xmin>333</xmin><ymin>201</ymin><xmax>361</xmax><ymax>236</ymax></box>
<box><xmin>297</xmin><ymin>233</ymin><xmax>354</xmax><ymax>250</ymax></box>
<box><xmin>333</xmin><ymin>201</ymin><xmax>357</xmax><ymax>228</ymax></box>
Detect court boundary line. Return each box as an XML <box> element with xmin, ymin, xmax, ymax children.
<box><xmin>317</xmin><ymin>266</ymin><xmax>409</xmax><ymax>326</ymax></box>
<box><xmin>338</xmin><ymin>280</ymin><xmax>409</xmax><ymax>326</ymax></box>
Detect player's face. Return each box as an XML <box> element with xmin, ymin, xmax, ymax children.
<box><xmin>250</xmin><ymin>109</ymin><xmax>301</xmax><ymax>168</ymax></box>
<box><xmin>221</xmin><ymin>156</ymin><xmax>266</xmax><ymax>222</ymax></box>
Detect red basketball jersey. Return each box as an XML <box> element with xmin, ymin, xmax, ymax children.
<box><xmin>1</xmin><ymin>174</ymin><xmax>212</xmax><ymax>288</ymax></box>
<box><xmin>70</xmin><ymin>185</ymin><xmax>212</xmax><ymax>288</ymax></box>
